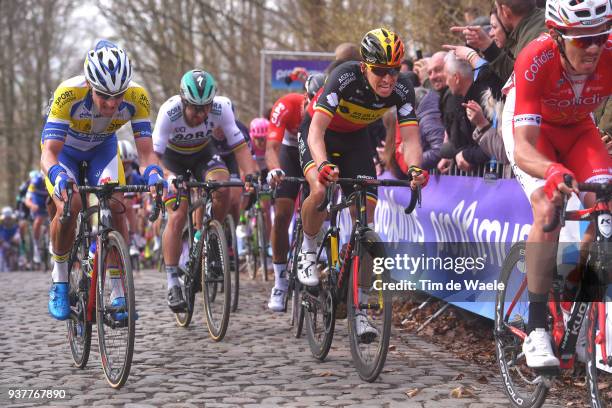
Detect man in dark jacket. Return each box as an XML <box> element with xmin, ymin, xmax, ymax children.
<box><xmin>438</xmin><ymin>52</ymin><xmax>502</xmax><ymax>172</ymax></box>
<box><xmin>451</xmin><ymin>0</ymin><xmax>547</xmax><ymax>83</ymax></box>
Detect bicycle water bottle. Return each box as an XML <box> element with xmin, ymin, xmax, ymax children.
<box><xmin>484</xmin><ymin>156</ymin><xmax>498</xmax><ymax>183</ymax></box>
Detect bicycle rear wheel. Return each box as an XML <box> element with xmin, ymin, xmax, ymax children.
<box><xmin>97</xmin><ymin>230</ymin><xmax>135</xmax><ymax>389</ymax></box>
<box><xmin>346</xmin><ymin>230</ymin><xmax>391</xmax><ymax>382</ymax></box>
<box><xmin>202</xmin><ymin>220</ymin><xmax>231</xmax><ymax>341</ymax></box>
<box><xmin>223</xmin><ymin>214</ymin><xmax>240</xmax><ymax>312</ymax></box>
<box><xmin>585</xmin><ymin>302</ymin><xmax>611</xmax><ymax>408</ymax></box>
<box><xmin>67</xmin><ymin>234</ymin><xmax>92</xmax><ymax>369</ymax></box>
<box><xmin>256</xmin><ymin>210</ymin><xmax>268</xmax><ymax>281</ymax></box>
<box><xmin>495</xmin><ymin>241</ymin><xmax>548</xmax><ymax>408</ymax></box>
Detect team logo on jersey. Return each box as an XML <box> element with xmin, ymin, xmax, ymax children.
<box><xmin>167</xmin><ymin>105</ymin><xmax>183</xmax><ymax>121</ymax></box>
<box><xmin>398</xmin><ymin>103</ymin><xmax>413</xmax><ymax>117</ymax></box>
<box><xmin>326</xmin><ymin>92</ymin><xmax>339</xmax><ymax>107</ymax></box>
<box><xmin>212</xmin><ymin>102</ymin><xmax>222</xmax><ymax>116</ymax></box>
<box><xmin>514</xmin><ymin>114</ymin><xmax>541</xmax><ymax>127</ymax></box>
<box><xmin>523</xmin><ymin>49</ymin><xmax>555</xmax><ymax>82</ymax></box>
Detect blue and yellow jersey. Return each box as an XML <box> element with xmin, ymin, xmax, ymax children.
<box><xmin>41</xmin><ymin>75</ymin><xmax>152</xmax><ymax>151</ymax></box>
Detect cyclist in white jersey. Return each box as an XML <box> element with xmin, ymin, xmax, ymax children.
<box><xmin>152</xmin><ymin>69</ymin><xmax>258</xmax><ymax>311</ymax></box>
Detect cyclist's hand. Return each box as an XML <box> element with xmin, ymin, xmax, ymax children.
<box><xmin>53</xmin><ymin>173</ymin><xmax>73</xmax><ymax>201</ymax></box>
<box><xmin>317</xmin><ymin>161</ymin><xmax>338</xmax><ymax>185</ymax></box>
<box><xmin>409</xmin><ymin>166</ymin><xmax>429</xmax><ymax>189</ymax></box>
<box><xmin>147</xmin><ymin>172</ymin><xmax>167</xmax><ymax>197</ymax></box>
<box><xmin>601</xmin><ymin>131</ymin><xmax>612</xmax><ymax>155</ymax></box>
<box><xmin>544</xmin><ymin>163</ymin><xmax>577</xmax><ymax>202</ymax></box>
<box><xmin>266</xmin><ymin>168</ymin><xmax>285</xmax><ymax>187</ymax></box>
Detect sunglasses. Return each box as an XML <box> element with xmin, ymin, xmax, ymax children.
<box><xmin>560</xmin><ymin>29</ymin><xmax>611</xmax><ymax>49</ymax></box>
<box><xmin>182</xmin><ymin>99</ymin><xmax>211</xmax><ymax>114</ymax></box>
<box><xmin>368</xmin><ymin>65</ymin><xmax>400</xmax><ymax>77</ymax></box>
<box><xmin>94</xmin><ymin>89</ymin><xmax>126</xmax><ymax>100</ymax></box>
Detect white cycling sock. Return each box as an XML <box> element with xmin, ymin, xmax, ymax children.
<box><xmin>51</xmin><ymin>252</ymin><xmax>69</xmax><ymax>282</ymax></box>
<box><xmin>166</xmin><ymin>265</ymin><xmax>179</xmax><ymax>289</ymax></box>
<box><xmin>302</xmin><ymin>232</ymin><xmax>317</xmax><ymax>252</ymax></box>
<box><xmin>273</xmin><ymin>263</ymin><xmax>287</xmax><ymax>289</ymax></box>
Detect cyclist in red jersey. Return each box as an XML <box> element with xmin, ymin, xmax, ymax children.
<box><xmin>265</xmin><ymin>77</ymin><xmax>325</xmax><ymax>311</ymax></box>
<box><xmin>502</xmin><ymin>0</ymin><xmax>612</xmax><ymax>368</ymax></box>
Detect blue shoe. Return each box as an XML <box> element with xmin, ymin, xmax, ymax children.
<box><xmin>110</xmin><ymin>297</ymin><xmax>138</xmax><ymax>321</ymax></box>
<box><xmin>48</xmin><ymin>282</ymin><xmax>70</xmax><ymax>320</ymax></box>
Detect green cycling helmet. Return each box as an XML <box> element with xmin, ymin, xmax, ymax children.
<box><xmin>180</xmin><ymin>69</ymin><xmax>217</xmax><ymax>105</ymax></box>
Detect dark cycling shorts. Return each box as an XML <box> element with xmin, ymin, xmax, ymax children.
<box><xmin>298</xmin><ymin>113</ymin><xmax>377</xmax><ymax>201</ymax></box>
<box><xmin>221</xmin><ymin>152</ymin><xmax>239</xmax><ymax>179</ymax></box>
<box><xmin>275</xmin><ymin>144</ymin><xmax>303</xmax><ymax>200</ymax></box>
<box><xmin>162</xmin><ymin>143</ymin><xmax>228</xmax><ymax>181</ymax></box>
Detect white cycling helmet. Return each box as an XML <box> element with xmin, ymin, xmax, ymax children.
<box><xmin>84</xmin><ymin>40</ymin><xmax>132</xmax><ymax>96</ymax></box>
<box><xmin>545</xmin><ymin>0</ymin><xmax>612</xmax><ymax>29</ymax></box>
<box><xmin>118</xmin><ymin>140</ymin><xmax>138</xmax><ymax>162</ymax></box>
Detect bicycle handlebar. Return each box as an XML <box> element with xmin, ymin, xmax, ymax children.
<box><xmin>59</xmin><ymin>181</ymin><xmax>74</xmax><ymax>225</ymax></box>
<box><xmin>315</xmin><ymin>177</ymin><xmax>421</xmax><ymax>214</ymax></box>
<box><xmin>542</xmin><ymin>177</ymin><xmax>611</xmax><ymax>232</ymax></box>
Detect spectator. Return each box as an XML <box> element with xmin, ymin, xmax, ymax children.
<box><xmin>438</xmin><ymin>52</ymin><xmax>501</xmax><ymax>173</ymax></box>
<box><xmin>448</xmin><ymin>0</ymin><xmax>546</xmax><ymax>83</ymax></box>
<box><xmin>401</xmin><ymin>58</ymin><xmax>420</xmax><ymax>88</ymax></box>
<box><xmin>489</xmin><ymin>9</ymin><xmax>509</xmax><ymax>49</ymax></box>
<box><xmin>326</xmin><ymin>42</ymin><xmax>361</xmax><ymax>74</ymax></box>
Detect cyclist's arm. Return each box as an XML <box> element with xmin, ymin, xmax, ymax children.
<box><xmin>513</xmin><ymin>125</ymin><xmax>551</xmax><ymax>179</ymax></box>
<box><xmin>265</xmin><ymin>138</ymin><xmax>282</xmax><ymax>170</ymax></box>
<box><xmin>234</xmin><ymin>144</ymin><xmax>258</xmax><ymax>176</ymax></box>
<box><xmin>307</xmin><ymin>111</ymin><xmax>332</xmax><ymax>169</ymax></box>
<box><xmin>135</xmin><ymin>137</ymin><xmax>163</xmax><ymax>175</ymax></box>
<box><xmin>41</xmin><ymin>139</ymin><xmax>66</xmax><ymax>181</ymax></box>
<box><xmin>399</xmin><ymin>125</ymin><xmax>423</xmax><ymax>169</ymax></box>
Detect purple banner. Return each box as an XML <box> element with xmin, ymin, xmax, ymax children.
<box><xmin>271</xmin><ymin>59</ymin><xmax>330</xmax><ymax>90</ymax></box>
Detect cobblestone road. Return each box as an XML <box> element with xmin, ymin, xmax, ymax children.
<box><xmin>0</xmin><ymin>269</ymin><xmax>563</xmax><ymax>407</ymax></box>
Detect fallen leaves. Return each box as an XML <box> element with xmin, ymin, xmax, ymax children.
<box><xmin>405</xmin><ymin>388</ymin><xmax>420</xmax><ymax>398</ymax></box>
<box><xmin>450</xmin><ymin>385</ymin><xmax>475</xmax><ymax>398</ymax></box>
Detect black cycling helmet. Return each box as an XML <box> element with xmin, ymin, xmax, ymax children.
<box><xmin>305</xmin><ymin>73</ymin><xmax>326</xmax><ymax>99</ymax></box>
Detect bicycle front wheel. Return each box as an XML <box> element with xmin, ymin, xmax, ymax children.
<box><xmin>287</xmin><ymin>225</ymin><xmax>304</xmax><ymax>337</ymax></box>
<box><xmin>223</xmin><ymin>214</ymin><xmax>240</xmax><ymax>312</ymax></box>
<box><xmin>67</xmin><ymin>234</ymin><xmax>92</xmax><ymax>369</ymax></box>
<box><xmin>256</xmin><ymin>210</ymin><xmax>268</xmax><ymax>281</ymax></box>
<box><xmin>96</xmin><ymin>230</ymin><xmax>135</xmax><ymax>389</ymax></box>
<box><xmin>495</xmin><ymin>241</ymin><xmax>548</xmax><ymax>408</ymax></box>
<box><xmin>175</xmin><ymin>230</ymin><xmax>202</xmax><ymax>328</ymax></box>
<box><xmin>202</xmin><ymin>220</ymin><xmax>231</xmax><ymax>341</ymax></box>
<box><xmin>346</xmin><ymin>229</ymin><xmax>391</xmax><ymax>382</ymax></box>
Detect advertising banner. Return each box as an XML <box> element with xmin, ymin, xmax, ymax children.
<box><xmin>270</xmin><ymin>59</ymin><xmax>330</xmax><ymax>90</ymax></box>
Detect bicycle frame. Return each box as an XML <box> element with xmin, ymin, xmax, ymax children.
<box><xmin>502</xmin><ymin>182</ymin><xmax>611</xmax><ymax>370</ymax></box>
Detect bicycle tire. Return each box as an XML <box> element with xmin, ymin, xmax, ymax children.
<box><xmin>224</xmin><ymin>214</ymin><xmax>240</xmax><ymax>312</ymax></box>
<box><xmin>97</xmin><ymin>230</ymin><xmax>135</xmax><ymax>389</ymax></box>
<box><xmin>175</xmin><ymin>236</ymin><xmax>203</xmax><ymax>328</ymax></box>
<box><xmin>585</xmin><ymin>302</ymin><xmax>610</xmax><ymax>408</ymax></box>
<box><xmin>346</xmin><ymin>229</ymin><xmax>391</xmax><ymax>382</ymax></box>
<box><xmin>286</xmin><ymin>225</ymin><xmax>304</xmax><ymax>338</ymax></box>
<box><xmin>202</xmin><ymin>219</ymin><xmax>231</xmax><ymax>341</ymax></box>
<box><xmin>246</xmin><ymin>212</ymin><xmax>257</xmax><ymax>280</ymax></box>
<box><xmin>305</xmin><ymin>238</ymin><xmax>335</xmax><ymax>361</ymax></box>
<box><xmin>495</xmin><ymin>241</ymin><xmax>548</xmax><ymax>408</ymax></box>
<box><xmin>67</xmin><ymin>233</ymin><xmax>92</xmax><ymax>369</ymax></box>
<box><xmin>256</xmin><ymin>210</ymin><xmax>268</xmax><ymax>281</ymax></box>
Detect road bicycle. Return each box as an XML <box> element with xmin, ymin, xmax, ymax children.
<box><xmin>64</xmin><ymin>162</ymin><xmax>163</xmax><ymax>388</ymax></box>
<box><xmin>303</xmin><ymin>176</ymin><xmax>419</xmax><ymax>382</ymax></box>
<box><xmin>171</xmin><ymin>173</ymin><xmax>244</xmax><ymax>340</ymax></box>
<box><xmin>495</xmin><ymin>180</ymin><xmax>611</xmax><ymax>407</ymax></box>
<box><xmin>243</xmin><ymin>181</ymin><xmax>271</xmax><ymax>281</ymax></box>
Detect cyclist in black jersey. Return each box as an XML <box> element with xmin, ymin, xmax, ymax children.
<box><xmin>297</xmin><ymin>28</ymin><xmax>429</xmax><ymax>340</ymax></box>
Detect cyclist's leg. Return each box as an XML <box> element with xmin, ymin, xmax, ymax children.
<box><xmin>46</xmin><ymin>149</ymin><xmax>82</xmax><ymax>320</ymax></box>
<box><xmin>161</xmin><ymin>150</ymin><xmax>190</xmax><ymax>310</ymax></box>
<box><xmin>502</xmin><ymin>92</ymin><xmax>561</xmax><ymax>368</ymax></box>
<box><xmin>269</xmin><ymin>145</ymin><xmax>301</xmax><ymax>311</ymax></box>
<box><xmin>199</xmin><ymin>151</ymin><xmax>230</xmax><ymax>223</ymax></box>
<box><xmin>297</xmin><ymin>117</ymin><xmax>327</xmax><ymax>286</ymax></box>
<box><xmin>332</xmin><ymin>130</ymin><xmax>380</xmax><ymax>339</ymax></box>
